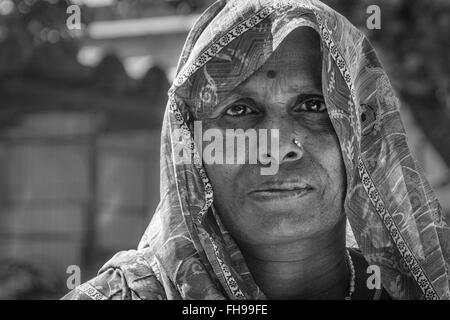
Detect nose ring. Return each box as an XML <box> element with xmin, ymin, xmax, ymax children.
<box><xmin>293</xmin><ymin>138</ymin><xmax>302</xmax><ymax>149</ymax></box>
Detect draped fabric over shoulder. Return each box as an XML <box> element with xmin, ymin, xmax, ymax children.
<box><xmin>63</xmin><ymin>0</ymin><xmax>450</xmax><ymax>300</ymax></box>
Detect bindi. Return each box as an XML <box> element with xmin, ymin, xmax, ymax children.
<box><xmin>266</xmin><ymin>70</ymin><xmax>276</xmax><ymax>79</ymax></box>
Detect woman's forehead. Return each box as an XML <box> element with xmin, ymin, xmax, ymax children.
<box><xmin>245</xmin><ymin>27</ymin><xmax>323</xmax><ymax>89</ymax></box>
<box><xmin>265</xmin><ymin>27</ymin><xmax>322</xmax><ymax>65</ymax></box>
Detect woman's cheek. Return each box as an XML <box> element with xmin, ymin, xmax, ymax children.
<box><xmin>311</xmin><ymin>133</ymin><xmax>346</xmax><ymax>190</ymax></box>
<box><xmin>324</xmin><ymin>137</ymin><xmax>347</xmax><ymax>204</ymax></box>
<box><xmin>205</xmin><ymin>163</ymin><xmax>238</xmax><ymax>203</ymax></box>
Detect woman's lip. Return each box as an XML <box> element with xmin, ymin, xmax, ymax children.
<box><xmin>248</xmin><ymin>182</ymin><xmax>314</xmax><ymax>193</ymax></box>
<box><xmin>248</xmin><ymin>186</ymin><xmax>314</xmax><ymax>201</ymax></box>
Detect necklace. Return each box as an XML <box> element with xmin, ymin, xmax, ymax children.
<box><xmin>344</xmin><ymin>249</ymin><xmax>356</xmax><ymax>300</ymax></box>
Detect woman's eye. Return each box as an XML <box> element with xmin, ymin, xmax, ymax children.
<box><xmin>293</xmin><ymin>98</ymin><xmax>327</xmax><ymax>113</ymax></box>
<box><xmin>224</xmin><ymin>104</ymin><xmax>256</xmax><ymax>117</ymax></box>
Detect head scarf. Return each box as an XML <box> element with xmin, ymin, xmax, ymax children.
<box><xmin>65</xmin><ymin>0</ymin><xmax>450</xmax><ymax>300</ymax></box>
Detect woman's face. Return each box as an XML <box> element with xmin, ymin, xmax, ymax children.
<box><xmin>202</xmin><ymin>28</ymin><xmax>346</xmax><ymax>248</ymax></box>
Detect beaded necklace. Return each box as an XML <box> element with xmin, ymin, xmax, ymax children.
<box><xmin>344</xmin><ymin>249</ymin><xmax>356</xmax><ymax>300</ymax></box>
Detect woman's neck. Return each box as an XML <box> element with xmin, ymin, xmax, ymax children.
<box><xmin>241</xmin><ymin>218</ymin><xmax>348</xmax><ymax>299</ymax></box>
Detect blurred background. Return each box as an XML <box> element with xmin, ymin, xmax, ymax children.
<box><xmin>0</xmin><ymin>0</ymin><xmax>448</xmax><ymax>299</ymax></box>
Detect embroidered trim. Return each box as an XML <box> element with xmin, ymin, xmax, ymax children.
<box><xmin>329</xmin><ymin>109</ymin><xmax>347</xmax><ymax>120</ymax></box>
<box><xmin>209</xmin><ymin>235</ymin><xmax>246</xmax><ymax>300</ymax></box>
<box><xmin>168</xmin><ymin>96</ymin><xmax>213</xmax><ymax>224</ymax></box>
<box><xmin>357</xmin><ymin>156</ymin><xmax>439</xmax><ymax>300</ymax></box>
<box><xmin>77</xmin><ymin>283</ymin><xmax>108</xmax><ymax>300</ymax></box>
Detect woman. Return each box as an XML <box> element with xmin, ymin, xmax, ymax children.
<box><xmin>63</xmin><ymin>0</ymin><xmax>450</xmax><ymax>300</ymax></box>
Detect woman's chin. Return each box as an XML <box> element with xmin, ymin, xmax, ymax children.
<box><xmin>258</xmin><ymin>220</ymin><xmax>323</xmax><ymax>242</ymax></box>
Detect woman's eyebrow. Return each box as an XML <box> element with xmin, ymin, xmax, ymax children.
<box><xmin>293</xmin><ymin>93</ymin><xmax>324</xmax><ymax>102</ymax></box>
<box><xmin>221</xmin><ymin>82</ymin><xmax>323</xmax><ymax>106</ymax></box>
<box><xmin>236</xmin><ymin>78</ymin><xmax>322</xmax><ymax>95</ymax></box>
<box><xmin>232</xmin><ymin>85</ymin><xmax>253</xmax><ymax>96</ymax></box>
<box><xmin>217</xmin><ymin>91</ymin><xmax>246</xmax><ymax>108</ymax></box>
<box><xmin>206</xmin><ymin>91</ymin><xmax>246</xmax><ymax>118</ymax></box>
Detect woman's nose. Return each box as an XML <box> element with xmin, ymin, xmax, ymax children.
<box><xmin>272</xmin><ymin>114</ymin><xmax>305</xmax><ymax>163</ymax></box>
<box><xmin>261</xmin><ymin>128</ymin><xmax>304</xmax><ymax>164</ymax></box>
<box><xmin>278</xmin><ymin>135</ymin><xmax>304</xmax><ymax>163</ymax></box>
<box><xmin>260</xmin><ymin>112</ymin><xmax>305</xmax><ymax>164</ymax></box>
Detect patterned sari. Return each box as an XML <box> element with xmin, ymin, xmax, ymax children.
<box><xmin>63</xmin><ymin>0</ymin><xmax>450</xmax><ymax>300</ymax></box>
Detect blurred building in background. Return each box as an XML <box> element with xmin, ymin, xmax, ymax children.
<box><xmin>0</xmin><ymin>0</ymin><xmax>193</xmax><ymax>299</ymax></box>
<box><xmin>0</xmin><ymin>0</ymin><xmax>448</xmax><ymax>299</ymax></box>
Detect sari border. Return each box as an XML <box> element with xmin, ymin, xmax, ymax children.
<box><xmin>209</xmin><ymin>235</ymin><xmax>246</xmax><ymax>300</ymax></box>
<box><xmin>77</xmin><ymin>282</ymin><xmax>108</xmax><ymax>300</ymax></box>
<box><xmin>358</xmin><ymin>156</ymin><xmax>439</xmax><ymax>300</ymax></box>
<box><xmin>172</xmin><ymin>6</ymin><xmax>276</xmax><ymax>90</ymax></box>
